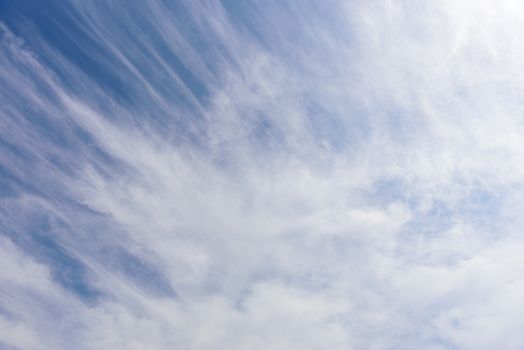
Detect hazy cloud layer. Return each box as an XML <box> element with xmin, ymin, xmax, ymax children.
<box><xmin>1</xmin><ymin>1</ymin><xmax>524</xmax><ymax>349</ymax></box>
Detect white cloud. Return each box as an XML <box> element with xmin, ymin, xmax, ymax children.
<box><xmin>2</xmin><ymin>0</ymin><xmax>524</xmax><ymax>349</ymax></box>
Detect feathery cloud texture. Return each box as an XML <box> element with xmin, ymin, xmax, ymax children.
<box><xmin>1</xmin><ymin>0</ymin><xmax>524</xmax><ymax>349</ymax></box>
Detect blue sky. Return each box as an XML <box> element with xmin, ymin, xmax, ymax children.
<box><xmin>1</xmin><ymin>0</ymin><xmax>524</xmax><ymax>349</ymax></box>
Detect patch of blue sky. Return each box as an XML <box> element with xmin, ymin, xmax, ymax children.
<box><xmin>1</xmin><ymin>214</ymin><xmax>101</xmax><ymax>301</ymax></box>
<box><xmin>0</xmin><ymin>197</ymin><xmax>176</xmax><ymax>300</ymax></box>
<box><xmin>1</xmin><ymin>0</ymin><xmax>212</xmax><ymax>149</ymax></box>
<box><xmin>99</xmin><ymin>246</ymin><xmax>177</xmax><ymax>298</ymax></box>
<box><xmin>454</xmin><ymin>187</ymin><xmax>503</xmax><ymax>233</ymax></box>
<box><xmin>0</xmin><ymin>1</ymin><xmax>134</xmax><ymax>103</ymax></box>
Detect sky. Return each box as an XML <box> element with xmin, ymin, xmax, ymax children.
<box><xmin>1</xmin><ymin>0</ymin><xmax>524</xmax><ymax>349</ymax></box>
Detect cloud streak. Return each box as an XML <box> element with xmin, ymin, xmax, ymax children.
<box><xmin>2</xmin><ymin>0</ymin><xmax>524</xmax><ymax>349</ymax></box>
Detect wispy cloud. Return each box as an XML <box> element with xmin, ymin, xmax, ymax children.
<box><xmin>1</xmin><ymin>0</ymin><xmax>524</xmax><ymax>349</ymax></box>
